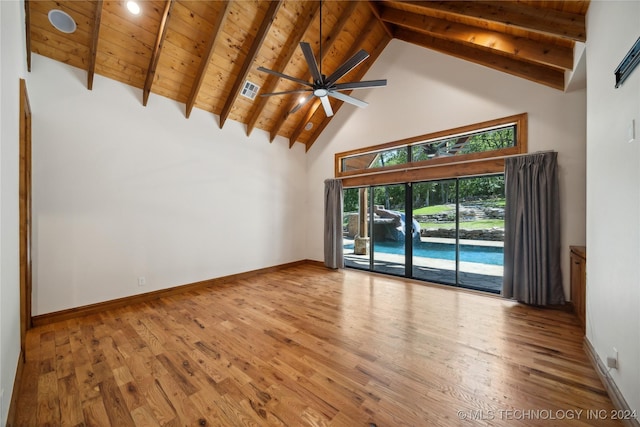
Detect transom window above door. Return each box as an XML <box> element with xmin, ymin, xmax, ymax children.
<box><xmin>335</xmin><ymin>113</ymin><xmax>527</xmax><ymax>178</ymax></box>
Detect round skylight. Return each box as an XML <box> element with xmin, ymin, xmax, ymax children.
<box><xmin>48</xmin><ymin>9</ymin><xmax>77</xmax><ymax>34</ymax></box>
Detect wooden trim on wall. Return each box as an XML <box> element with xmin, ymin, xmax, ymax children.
<box><xmin>335</xmin><ymin>113</ymin><xmax>527</xmax><ymax>179</ymax></box>
<box><xmin>584</xmin><ymin>337</ymin><xmax>640</xmax><ymax>427</ymax></box>
<box><xmin>338</xmin><ymin>146</ymin><xmax>518</xmax><ymax>179</ymax></box>
<box><xmin>342</xmin><ymin>157</ymin><xmax>506</xmax><ymax>188</ymax></box>
<box><xmin>24</xmin><ymin>0</ymin><xmax>31</xmax><ymax>72</ymax></box>
<box><xmin>304</xmin><ymin>259</ymin><xmax>326</xmax><ymax>269</ymax></box>
<box><xmin>31</xmin><ymin>260</ymin><xmax>329</xmax><ymax>327</ymax></box>
<box><xmin>19</xmin><ymin>79</ymin><xmax>32</xmax><ymax>359</ymax></box>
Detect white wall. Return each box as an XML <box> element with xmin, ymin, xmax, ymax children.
<box><xmin>0</xmin><ymin>0</ymin><xmax>27</xmax><ymax>424</ymax></box>
<box><xmin>28</xmin><ymin>54</ymin><xmax>308</xmax><ymax>315</ymax></box>
<box><xmin>586</xmin><ymin>1</ymin><xmax>640</xmax><ymax>414</ymax></box>
<box><xmin>306</xmin><ymin>39</ymin><xmax>587</xmax><ymax>300</ymax></box>
<box><xmin>7</xmin><ymin>0</ymin><xmax>639</xmax><ymax>419</ymax></box>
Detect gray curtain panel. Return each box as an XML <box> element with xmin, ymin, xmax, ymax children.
<box><xmin>503</xmin><ymin>152</ymin><xmax>564</xmax><ymax>305</ymax></box>
<box><xmin>324</xmin><ymin>179</ymin><xmax>344</xmax><ymax>269</ymax></box>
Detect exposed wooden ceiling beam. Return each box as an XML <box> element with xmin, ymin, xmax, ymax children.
<box><xmin>396</xmin><ymin>1</ymin><xmax>586</xmax><ymax>42</ymax></box>
<box><xmin>185</xmin><ymin>1</ymin><xmax>231</xmax><ymax>119</ymax></box>
<box><xmin>394</xmin><ymin>28</ymin><xmax>565</xmax><ymax>90</ymax></box>
<box><xmin>142</xmin><ymin>0</ymin><xmax>175</xmax><ymax>106</ymax></box>
<box><xmin>289</xmin><ymin>98</ymin><xmax>321</xmax><ymax>148</ymax></box>
<box><xmin>87</xmin><ymin>0</ymin><xmax>103</xmax><ymax>90</ymax></box>
<box><xmin>381</xmin><ymin>6</ymin><xmax>574</xmax><ymax>70</ymax></box>
<box><xmin>246</xmin><ymin>1</ymin><xmax>321</xmax><ymax>138</ymax></box>
<box><xmin>25</xmin><ymin>0</ymin><xmax>31</xmax><ymax>72</ymax></box>
<box><xmin>306</xmin><ymin>20</ymin><xmax>392</xmax><ymax>151</ymax></box>
<box><xmin>219</xmin><ymin>1</ymin><xmax>283</xmax><ymax>129</ymax></box>
<box><xmin>269</xmin><ymin>0</ymin><xmax>360</xmax><ymax>143</ymax></box>
<box><xmin>26</xmin><ymin>0</ymin><xmax>586</xmax><ymax>146</ymax></box>
<box><xmin>366</xmin><ymin>1</ymin><xmax>393</xmax><ymax>39</ymax></box>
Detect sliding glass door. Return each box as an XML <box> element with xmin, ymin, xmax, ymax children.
<box><xmin>343</xmin><ymin>184</ymin><xmax>409</xmax><ymax>276</ymax></box>
<box><xmin>411</xmin><ymin>180</ymin><xmax>457</xmax><ymax>284</ymax></box>
<box><xmin>457</xmin><ymin>175</ymin><xmax>504</xmax><ymax>292</ymax></box>
<box><xmin>344</xmin><ymin>174</ymin><xmax>504</xmax><ymax>293</ymax></box>
<box><xmin>343</xmin><ymin>187</ymin><xmax>371</xmax><ymax>270</ymax></box>
<box><xmin>370</xmin><ymin>184</ymin><xmax>406</xmax><ymax>277</ymax></box>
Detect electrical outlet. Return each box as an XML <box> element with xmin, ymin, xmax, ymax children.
<box><xmin>137</xmin><ymin>276</ymin><xmax>146</xmax><ymax>287</ymax></box>
<box><xmin>606</xmin><ymin>348</ymin><xmax>619</xmax><ymax>369</ymax></box>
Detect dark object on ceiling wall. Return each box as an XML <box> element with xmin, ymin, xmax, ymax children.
<box><xmin>614</xmin><ymin>36</ymin><xmax>640</xmax><ymax>88</ymax></box>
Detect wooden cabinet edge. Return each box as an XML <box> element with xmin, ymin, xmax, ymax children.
<box><xmin>570</xmin><ymin>245</ymin><xmax>586</xmax><ymax>333</ymax></box>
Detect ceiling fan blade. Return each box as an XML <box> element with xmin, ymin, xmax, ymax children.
<box><xmin>290</xmin><ymin>93</ymin><xmax>315</xmax><ymax>114</ymax></box>
<box><xmin>257</xmin><ymin>66</ymin><xmax>312</xmax><ymax>88</ymax></box>
<box><xmin>300</xmin><ymin>42</ymin><xmax>322</xmax><ymax>84</ymax></box>
<box><xmin>333</xmin><ymin>79</ymin><xmax>387</xmax><ymax>91</ymax></box>
<box><xmin>320</xmin><ymin>96</ymin><xmax>334</xmax><ymax>117</ymax></box>
<box><xmin>325</xmin><ymin>49</ymin><xmax>369</xmax><ymax>85</ymax></box>
<box><xmin>260</xmin><ymin>88</ymin><xmax>312</xmax><ymax>97</ymax></box>
<box><xmin>328</xmin><ymin>90</ymin><xmax>368</xmax><ymax>108</ymax></box>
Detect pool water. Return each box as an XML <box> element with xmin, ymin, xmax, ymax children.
<box><xmin>344</xmin><ymin>241</ymin><xmax>504</xmax><ymax>266</ymax></box>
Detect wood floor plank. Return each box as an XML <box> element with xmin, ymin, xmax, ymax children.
<box><xmin>154</xmin><ymin>373</ymin><xmax>206</xmax><ymax>425</ymax></box>
<box><xmin>14</xmin><ymin>361</ymin><xmax>39</xmax><ymax>426</ymax></box>
<box><xmin>14</xmin><ymin>265</ymin><xmax>624</xmax><ymax>426</ymax></box>
<box><xmin>119</xmin><ymin>380</ymin><xmax>146</xmax><ymax>414</ymax></box>
<box><xmin>98</xmin><ymin>376</ymin><xmax>137</xmax><ymax>426</ymax></box>
<box><xmin>82</xmin><ymin>397</ymin><xmax>111</xmax><ymax>427</ymax></box>
<box><xmin>130</xmin><ymin>404</ymin><xmax>162</xmax><ymax>427</ymax></box>
<box><xmin>188</xmin><ymin>388</ymin><xmax>233</xmax><ymax>426</ymax></box>
<box><xmin>136</xmin><ymin>377</ymin><xmax>177</xmax><ymax>426</ymax></box>
<box><xmin>57</xmin><ymin>374</ymin><xmax>85</xmax><ymax>426</ymax></box>
<box><xmin>36</xmin><ymin>371</ymin><xmax>61</xmax><ymax>425</ymax></box>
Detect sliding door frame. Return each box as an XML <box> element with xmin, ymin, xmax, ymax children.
<box><xmin>345</xmin><ymin>174</ymin><xmax>504</xmax><ymax>293</ymax></box>
<box><xmin>339</xmin><ymin>115</ymin><xmax>523</xmax><ymax>290</ymax></box>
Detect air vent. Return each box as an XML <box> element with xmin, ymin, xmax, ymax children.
<box><xmin>240</xmin><ymin>81</ymin><xmax>260</xmax><ymax>100</ymax></box>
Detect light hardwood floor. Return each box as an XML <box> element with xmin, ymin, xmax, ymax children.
<box><xmin>13</xmin><ymin>264</ymin><xmax>622</xmax><ymax>426</ymax></box>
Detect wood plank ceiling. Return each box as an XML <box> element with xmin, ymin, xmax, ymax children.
<box><xmin>26</xmin><ymin>0</ymin><xmax>589</xmax><ymax>151</ymax></box>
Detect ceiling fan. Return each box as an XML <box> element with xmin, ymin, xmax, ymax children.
<box><xmin>256</xmin><ymin>3</ymin><xmax>387</xmax><ymax>117</ymax></box>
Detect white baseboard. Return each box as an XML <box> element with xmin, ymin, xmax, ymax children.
<box><xmin>584</xmin><ymin>337</ymin><xmax>640</xmax><ymax>427</ymax></box>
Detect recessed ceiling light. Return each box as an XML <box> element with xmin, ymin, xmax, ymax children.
<box><xmin>305</xmin><ymin>122</ymin><xmax>313</xmax><ymax>131</ymax></box>
<box><xmin>48</xmin><ymin>9</ymin><xmax>76</xmax><ymax>34</ymax></box>
<box><xmin>126</xmin><ymin>1</ymin><xmax>141</xmax><ymax>15</ymax></box>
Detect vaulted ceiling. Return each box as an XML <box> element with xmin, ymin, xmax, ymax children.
<box><xmin>26</xmin><ymin>0</ymin><xmax>589</xmax><ymax>151</ymax></box>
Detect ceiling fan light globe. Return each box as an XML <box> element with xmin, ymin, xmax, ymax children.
<box><xmin>314</xmin><ymin>88</ymin><xmax>329</xmax><ymax>97</ymax></box>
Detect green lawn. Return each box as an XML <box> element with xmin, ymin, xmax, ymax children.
<box><xmin>412</xmin><ymin>205</ymin><xmax>453</xmax><ymax>215</ymax></box>
<box><xmin>419</xmin><ymin>219</ymin><xmax>504</xmax><ymax>230</ymax></box>
<box><xmin>413</xmin><ymin>199</ymin><xmax>504</xmax><ymax>215</ymax></box>
<box><xmin>347</xmin><ymin>200</ymin><xmax>505</xmax><ymax>230</ymax></box>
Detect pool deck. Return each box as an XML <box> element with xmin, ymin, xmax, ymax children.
<box><xmin>343</xmin><ymin>237</ymin><xmax>504</xmax><ymax>293</ymax></box>
<box><xmin>422</xmin><ymin>236</ymin><xmax>504</xmax><ymax>248</ymax></box>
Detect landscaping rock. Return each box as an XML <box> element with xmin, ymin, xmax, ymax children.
<box><xmin>420</xmin><ymin>227</ymin><xmax>504</xmax><ymax>241</ymax></box>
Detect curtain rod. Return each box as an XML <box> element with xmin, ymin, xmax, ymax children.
<box><xmin>503</xmin><ymin>150</ymin><xmax>555</xmax><ymax>159</ymax></box>
<box><xmin>337</xmin><ymin>150</ymin><xmax>557</xmax><ymax>184</ymax></box>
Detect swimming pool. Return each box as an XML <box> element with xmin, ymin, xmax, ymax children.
<box><xmin>344</xmin><ymin>241</ymin><xmax>504</xmax><ymax>266</ymax></box>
